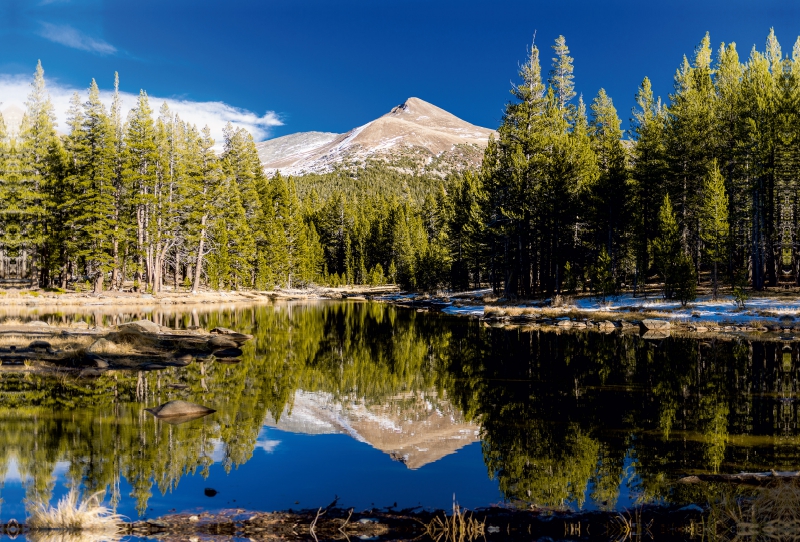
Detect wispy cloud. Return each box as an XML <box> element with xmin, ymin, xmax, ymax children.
<box><xmin>37</xmin><ymin>22</ymin><xmax>117</xmax><ymax>55</ymax></box>
<box><xmin>0</xmin><ymin>74</ymin><xmax>284</xmax><ymax>146</ymax></box>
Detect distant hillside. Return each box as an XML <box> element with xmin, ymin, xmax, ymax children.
<box><xmin>256</xmin><ymin>97</ymin><xmax>494</xmax><ymax>177</ymax></box>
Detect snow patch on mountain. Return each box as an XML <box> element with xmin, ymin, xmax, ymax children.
<box><xmin>256</xmin><ymin>97</ymin><xmax>494</xmax><ymax>177</ymax></box>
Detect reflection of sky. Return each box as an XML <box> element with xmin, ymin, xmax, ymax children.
<box><xmin>255</xmin><ymin>426</ymin><xmax>281</xmax><ymax>453</ymax></box>
<box><xmin>116</xmin><ymin>429</ymin><xmax>500</xmax><ymax>520</ymax></box>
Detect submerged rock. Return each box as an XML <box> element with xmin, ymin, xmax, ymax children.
<box><xmin>172</xmin><ymin>352</ymin><xmax>194</xmax><ymax>366</ymax></box>
<box><xmin>642</xmin><ymin>330</ymin><xmax>671</xmax><ymax>340</ymax></box>
<box><xmin>208</xmin><ymin>336</ymin><xmax>238</xmax><ymax>349</ymax></box>
<box><xmin>213</xmin><ymin>347</ymin><xmax>243</xmax><ymax>358</ymax></box>
<box><xmin>145</xmin><ymin>400</ymin><xmax>216</xmax><ymax>424</ymax></box>
<box><xmin>210</xmin><ymin>327</ymin><xmax>254</xmax><ymax>343</ymax></box>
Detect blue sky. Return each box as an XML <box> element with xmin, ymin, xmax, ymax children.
<box><xmin>1</xmin><ymin>0</ymin><xmax>799</xmax><ymax>140</ymax></box>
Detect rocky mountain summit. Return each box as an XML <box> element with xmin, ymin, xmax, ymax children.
<box><xmin>257</xmin><ymin>97</ymin><xmax>494</xmax><ymax>177</ymax></box>
<box><xmin>263</xmin><ymin>389</ymin><xmax>479</xmax><ymax>469</ymax></box>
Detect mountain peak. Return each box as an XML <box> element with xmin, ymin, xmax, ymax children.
<box><xmin>256</xmin><ymin>97</ymin><xmax>495</xmax><ymax>177</ymax></box>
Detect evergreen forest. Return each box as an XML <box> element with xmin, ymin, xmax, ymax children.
<box><xmin>5</xmin><ymin>29</ymin><xmax>800</xmax><ymax>299</ymax></box>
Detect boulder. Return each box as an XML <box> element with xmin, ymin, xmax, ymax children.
<box><xmin>25</xmin><ymin>320</ymin><xmax>49</xmax><ymax>327</ymax></box>
<box><xmin>145</xmin><ymin>400</ymin><xmax>215</xmax><ymax>425</ymax></box>
<box><xmin>86</xmin><ymin>338</ymin><xmax>113</xmax><ymax>354</ymax></box>
<box><xmin>118</xmin><ymin>320</ymin><xmax>160</xmax><ymax>334</ymax></box>
<box><xmin>557</xmin><ymin>320</ymin><xmax>573</xmax><ymax>328</ymax></box>
<box><xmin>71</xmin><ymin>321</ymin><xmax>90</xmax><ymax>329</ymax></box>
<box><xmin>641</xmin><ymin>319</ymin><xmax>671</xmax><ymax>331</ymax></box>
<box><xmin>213</xmin><ymin>347</ymin><xmax>243</xmax><ymax>358</ymax></box>
<box><xmin>597</xmin><ymin>321</ymin><xmax>616</xmax><ymax>332</ymax></box>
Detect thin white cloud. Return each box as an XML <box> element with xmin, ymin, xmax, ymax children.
<box><xmin>0</xmin><ymin>73</ymin><xmax>283</xmax><ymax>146</ymax></box>
<box><xmin>38</xmin><ymin>22</ymin><xmax>117</xmax><ymax>55</ymax></box>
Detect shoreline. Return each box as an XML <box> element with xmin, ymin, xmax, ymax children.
<box><xmin>3</xmin><ymin>502</ymin><xmax>706</xmax><ymax>541</ymax></box>
<box><xmin>2</xmin><ymin>285</ymin><xmax>800</xmax><ymax>338</ymax></box>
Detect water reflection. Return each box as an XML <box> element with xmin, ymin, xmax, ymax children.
<box><xmin>0</xmin><ymin>301</ymin><xmax>799</xmax><ymax>518</ymax></box>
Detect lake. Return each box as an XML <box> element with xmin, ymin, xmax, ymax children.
<box><xmin>0</xmin><ymin>300</ymin><xmax>796</xmax><ymax>530</ymax></box>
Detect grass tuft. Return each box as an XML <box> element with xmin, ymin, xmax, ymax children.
<box><xmin>427</xmin><ymin>502</ymin><xmax>485</xmax><ymax>542</ymax></box>
<box><xmin>27</xmin><ymin>489</ymin><xmax>124</xmax><ymax>533</ymax></box>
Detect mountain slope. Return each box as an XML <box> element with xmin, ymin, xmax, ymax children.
<box><xmin>263</xmin><ymin>390</ymin><xmax>479</xmax><ymax>469</ymax></box>
<box><xmin>257</xmin><ymin>97</ymin><xmax>494</xmax><ymax>176</ymax></box>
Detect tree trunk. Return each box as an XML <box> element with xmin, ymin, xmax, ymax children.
<box><xmin>192</xmin><ymin>215</ymin><xmax>208</xmax><ymax>293</ymax></box>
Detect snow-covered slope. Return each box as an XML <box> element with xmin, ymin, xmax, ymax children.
<box><xmin>255</xmin><ymin>131</ymin><xmax>341</xmax><ymax>169</ymax></box>
<box><xmin>263</xmin><ymin>390</ymin><xmax>479</xmax><ymax>469</ymax></box>
<box><xmin>256</xmin><ymin>97</ymin><xmax>494</xmax><ymax>177</ymax></box>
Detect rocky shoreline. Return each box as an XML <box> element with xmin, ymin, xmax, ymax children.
<box><xmin>0</xmin><ymin>319</ymin><xmax>252</xmax><ymax>375</ymax></box>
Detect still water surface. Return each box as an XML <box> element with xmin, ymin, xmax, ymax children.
<box><xmin>0</xmin><ymin>300</ymin><xmax>797</xmax><ymax>524</ymax></box>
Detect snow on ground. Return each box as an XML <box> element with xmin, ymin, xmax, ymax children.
<box><xmin>568</xmin><ymin>293</ymin><xmax>800</xmax><ymax>323</ymax></box>
<box><xmin>441</xmin><ymin>305</ymin><xmax>484</xmax><ymax>317</ymax></box>
<box><xmin>376</xmin><ymin>288</ymin><xmax>800</xmax><ymax>324</ymax></box>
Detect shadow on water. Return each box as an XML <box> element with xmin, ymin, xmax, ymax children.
<box><xmin>1</xmin><ymin>300</ymin><xmax>800</xmax><ymax>535</ymax></box>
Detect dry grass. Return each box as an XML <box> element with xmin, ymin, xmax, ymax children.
<box><xmin>426</xmin><ymin>502</ymin><xmax>485</xmax><ymax>542</ymax></box>
<box><xmin>27</xmin><ymin>489</ymin><xmax>124</xmax><ymax>533</ymax></box>
<box><xmin>607</xmin><ymin>508</ymin><xmax>653</xmax><ymax>542</ymax></box>
<box><xmin>83</xmin><ymin>338</ymin><xmax>137</xmax><ymax>355</ymax></box>
<box><xmin>708</xmin><ymin>481</ymin><xmax>800</xmax><ymax>542</ymax></box>
<box><xmin>0</xmin><ymin>335</ymin><xmax>92</xmax><ymax>350</ymax></box>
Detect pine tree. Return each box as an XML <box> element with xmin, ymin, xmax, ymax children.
<box><xmin>64</xmin><ymin>81</ymin><xmax>117</xmax><ymax>292</ymax></box>
<box><xmin>549</xmin><ymin>35</ymin><xmax>576</xmax><ymax>113</ymax></box>
<box><xmin>700</xmin><ymin>161</ymin><xmax>729</xmax><ymax>298</ymax></box>
<box><xmin>17</xmin><ymin>61</ymin><xmax>59</xmax><ymax>286</ymax></box>
<box><xmin>589</xmin><ymin>88</ymin><xmax>628</xmax><ymax>284</ymax></box>
<box><xmin>629</xmin><ymin>77</ymin><xmax>667</xmax><ymax>293</ymax></box>
<box><xmin>653</xmin><ymin>195</ymin><xmax>682</xmax><ymax>299</ymax></box>
<box><xmin>123</xmin><ymin>91</ymin><xmax>158</xmax><ymax>288</ymax></box>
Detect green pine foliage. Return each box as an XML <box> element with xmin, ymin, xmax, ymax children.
<box><xmin>10</xmin><ymin>31</ymin><xmax>800</xmax><ymax>297</ymax></box>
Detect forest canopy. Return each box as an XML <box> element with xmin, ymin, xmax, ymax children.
<box><xmin>2</xmin><ymin>28</ymin><xmax>798</xmax><ymax>298</ymax></box>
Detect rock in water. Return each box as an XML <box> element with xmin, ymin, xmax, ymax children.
<box><xmin>641</xmin><ymin>319</ymin><xmax>671</xmax><ymax>331</ymax></box>
<box><xmin>118</xmin><ymin>320</ymin><xmax>160</xmax><ymax>334</ymax></box>
<box><xmin>172</xmin><ymin>352</ymin><xmax>194</xmax><ymax>366</ymax></box>
<box><xmin>208</xmin><ymin>336</ymin><xmax>238</xmax><ymax>349</ymax></box>
<box><xmin>213</xmin><ymin>347</ymin><xmax>243</xmax><ymax>358</ymax></box>
<box><xmin>28</xmin><ymin>340</ymin><xmax>52</xmax><ymax>352</ymax></box>
<box><xmin>210</xmin><ymin>327</ymin><xmax>254</xmax><ymax>343</ymax></box>
<box><xmin>145</xmin><ymin>400</ymin><xmax>215</xmax><ymax>425</ymax></box>
<box><xmin>642</xmin><ymin>330</ymin><xmax>671</xmax><ymax>340</ymax></box>
<box><xmin>210</xmin><ymin>327</ymin><xmax>238</xmax><ymax>335</ymax></box>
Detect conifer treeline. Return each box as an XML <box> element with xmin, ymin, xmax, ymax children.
<box><xmin>3</xmin><ymin>62</ymin><xmax>326</xmax><ymax>292</ymax></box>
<box><xmin>9</xmin><ymin>29</ymin><xmax>800</xmax><ymax>297</ymax></box>
<box><xmin>447</xmin><ymin>29</ymin><xmax>800</xmax><ymax>298</ymax></box>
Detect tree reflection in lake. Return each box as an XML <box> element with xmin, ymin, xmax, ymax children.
<box><xmin>1</xmin><ymin>301</ymin><xmax>800</xmax><ymax>517</ymax></box>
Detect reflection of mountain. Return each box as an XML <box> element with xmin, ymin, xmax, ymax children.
<box><xmin>264</xmin><ymin>390</ymin><xmax>479</xmax><ymax>469</ymax></box>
